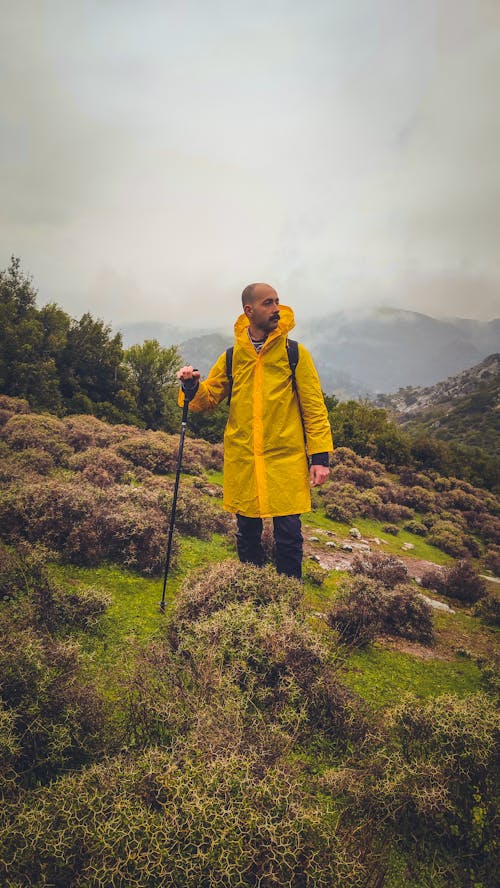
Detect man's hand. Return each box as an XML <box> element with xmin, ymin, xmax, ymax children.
<box><xmin>310</xmin><ymin>464</ymin><xmax>329</xmax><ymax>487</ymax></box>
<box><xmin>177</xmin><ymin>365</ymin><xmax>201</xmax><ymax>382</ymax></box>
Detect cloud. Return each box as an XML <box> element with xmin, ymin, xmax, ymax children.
<box><xmin>0</xmin><ymin>0</ymin><xmax>499</xmax><ymax>326</ymax></box>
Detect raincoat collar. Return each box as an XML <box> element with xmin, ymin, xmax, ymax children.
<box><xmin>234</xmin><ymin>304</ymin><xmax>295</xmax><ymax>348</ymax></box>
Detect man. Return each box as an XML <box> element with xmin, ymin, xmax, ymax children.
<box><xmin>177</xmin><ymin>283</ymin><xmax>333</xmax><ymax>578</ymax></box>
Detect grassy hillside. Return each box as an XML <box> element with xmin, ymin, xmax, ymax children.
<box><xmin>0</xmin><ymin>400</ymin><xmax>498</xmax><ymax>887</ymax></box>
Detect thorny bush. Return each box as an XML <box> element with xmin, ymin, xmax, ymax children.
<box><xmin>171</xmin><ymin>560</ymin><xmax>303</xmax><ymax>628</ymax></box>
<box><xmin>328</xmin><ymin>693</ymin><xmax>499</xmax><ymax>887</ymax></box>
<box><xmin>0</xmin><ymin>749</ymin><xmax>366</xmax><ymax>888</ymax></box>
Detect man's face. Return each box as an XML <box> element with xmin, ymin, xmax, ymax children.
<box><xmin>245</xmin><ymin>285</ymin><xmax>280</xmax><ymax>335</ymax></box>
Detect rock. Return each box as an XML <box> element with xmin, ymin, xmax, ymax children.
<box><xmin>341</xmin><ymin>543</ymin><xmax>353</xmax><ymax>552</ymax></box>
<box><xmin>349</xmin><ymin>527</ymin><xmax>362</xmax><ymax>539</ymax></box>
<box><xmin>370</xmin><ymin>537</ymin><xmax>382</xmax><ymax>545</ymax></box>
<box><xmin>325</xmin><ymin>541</ymin><xmax>336</xmax><ymax>548</ymax></box>
<box><xmin>418</xmin><ymin>594</ymin><xmax>455</xmax><ymax>613</ymax></box>
<box><xmin>309</xmin><ymin>536</ymin><xmax>320</xmax><ymax>542</ymax></box>
<box><xmin>326</xmin><ymin>530</ymin><xmax>337</xmax><ymax>537</ymax></box>
<box><xmin>309</xmin><ymin>554</ymin><xmax>321</xmax><ymax>563</ymax></box>
<box><xmin>401</xmin><ymin>542</ymin><xmax>415</xmax><ymax>551</ymax></box>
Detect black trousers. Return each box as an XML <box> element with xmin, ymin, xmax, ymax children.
<box><xmin>236</xmin><ymin>513</ymin><xmax>303</xmax><ymax>579</ymax></box>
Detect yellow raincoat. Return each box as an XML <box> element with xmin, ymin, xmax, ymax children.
<box><xmin>180</xmin><ymin>305</ymin><xmax>333</xmax><ymax>518</ymax></box>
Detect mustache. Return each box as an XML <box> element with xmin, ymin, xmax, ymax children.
<box><xmin>270</xmin><ymin>313</ymin><xmax>280</xmax><ymax>321</ymax></box>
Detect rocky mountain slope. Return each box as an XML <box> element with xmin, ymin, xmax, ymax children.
<box><xmin>376</xmin><ymin>354</ymin><xmax>500</xmax><ymax>450</ymax></box>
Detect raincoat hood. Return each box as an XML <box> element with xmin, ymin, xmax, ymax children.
<box><xmin>234</xmin><ymin>304</ymin><xmax>296</xmax><ymax>343</ymax></box>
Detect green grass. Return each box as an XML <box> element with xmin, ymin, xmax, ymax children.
<box><xmin>50</xmin><ymin>533</ymin><xmax>235</xmax><ymax>679</ymax></box>
<box><xmin>303</xmin><ymin>507</ymin><xmax>452</xmax><ymax>564</ymax></box>
<box><xmin>344</xmin><ymin>644</ymin><xmax>483</xmax><ymax>710</ymax></box>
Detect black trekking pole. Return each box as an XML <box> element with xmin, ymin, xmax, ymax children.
<box><xmin>159</xmin><ymin>382</ymin><xmax>195</xmax><ymax>613</ymax></box>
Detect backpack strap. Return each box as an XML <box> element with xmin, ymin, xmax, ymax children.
<box><xmin>226</xmin><ymin>346</ymin><xmax>234</xmax><ymax>406</ymax></box>
<box><xmin>286</xmin><ymin>339</ymin><xmax>299</xmax><ymax>392</ymax></box>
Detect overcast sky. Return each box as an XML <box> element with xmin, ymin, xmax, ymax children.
<box><xmin>1</xmin><ymin>0</ymin><xmax>499</xmax><ymax>329</ymax></box>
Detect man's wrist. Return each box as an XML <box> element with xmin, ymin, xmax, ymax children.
<box><xmin>311</xmin><ymin>452</ymin><xmax>329</xmax><ymax>467</ymax></box>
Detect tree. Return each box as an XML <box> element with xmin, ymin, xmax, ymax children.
<box><xmin>124</xmin><ymin>339</ymin><xmax>180</xmax><ymax>430</ymax></box>
<box><xmin>57</xmin><ymin>314</ymin><xmax>130</xmax><ymax>417</ymax></box>
<box><xmin>0</xmin><ymin>258</ymin><xmax>64</xmax><ymax>411</ymax></box>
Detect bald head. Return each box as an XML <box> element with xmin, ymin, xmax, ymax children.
<box><xmin>241</xmin><ymin>282</ymin><xmax>277</xmax><ymax>307</ymax></box>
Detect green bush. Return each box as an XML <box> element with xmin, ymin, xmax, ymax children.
<box><xmin>0</xmin><ymin>624</ymin><xmax>107</xmax><ymax>788</ymax></box>
<box><xmin>324</xmin><ymin>693</ymin><xmax>499</xmax><ymax>886</ymax></box>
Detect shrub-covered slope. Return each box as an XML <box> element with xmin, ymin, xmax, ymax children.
<box><xmin>0</xmin><ymin>400</ymin><xmax>498</xmax><ymax>887</ymax></box>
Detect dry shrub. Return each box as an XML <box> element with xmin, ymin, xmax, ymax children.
<box><xmin>0</xmin><ymin>476</ymin><xmax>231</xmax><ymax>573</ymax></box>
<box><xmin>484</xmin><ymin>545</ymin><xmax>500</xmax><ymax>575</ymax></box>
<box><xmin>68</xmin><ymin>447</ymin><xmax>129</xmax><ymax>482</ymax></box>
<box><xmin>116</xmin><ymin>432</ymin><xmax>211</xmax><ymax>476</ymax></box>
<box><xmin>322</xmin><ymin>482</ymin><xmax>366</xmax><ymax>523</ymax></box>
<box><xmin>330</xmin><ymin>464</ymin><xmax>377</xmax><ymax>488</ymax></box>
<box><xmin>327</xmin><ymin>576</ymin><xmax>386</xmax><ymax>646</ymax></box>
<box><xmin>184</xmin><ymin>436</ymin><xmax>224</xmax><ymax>471</ymax></box>
<box><xmin>330</xmin><ymin>447</ymin><xmax>385</xmax><ymax>476</ymax></box>
<box><xmin>464</xmin><ymin>512</ymin><xmax>500</xmax><ymax>545</ymax></box>
<box><xmin>0</xmin><ymin>542</ymin><xmax>110</xmax><ymax>632</ymax></box>
<box><xmin>421</xmin><ymin>560</ymin><xmax>486</xmax><ymax>604</ymax></box>
<box><xmin>328</xmin><ymin>576</ymin><xmax>433</xmax><ymax>645</ymax></box>
<box><xmin>175</xmin><ymin>601</ymin><xmax>366</xmax><ymax>745</ymax></box>
<box><xmin>116</xmin><ymin>433</ymin><xmax>179</xmax><ymax>473</ymax></box>
<box><xmin>171</xmin><ymin>560</ymin><xmax>303</xmax><ymax>628</ymax></box>
<box><xmin>0</xmin><ymin>395</ymin><xmax>30</xmax><ymax>414</ymax></box>
<box><xmin>351</xmin><ymin>551</ymin><xmax>408</xmax><ymax>589</ymax></box>
<box><xmin>394</xmin><ymin>485</ymin><xmax>436</xmax><ymax>512</ymax></box>
<box><xmin>11</xmin><ymin>447</ymin><xmax>55</xmax><ymax>475</ymax></box>
<box><xmin>64</xmin><ymin>414</ymin><xmax>140</xmax><ymax>450</ymax></box>
<box><xmin>303</xmin><ymin>560</ymin><xmax>327</xmax><ymax>586</ymax></box>
<box><xmin>382</xmin><ymin>585</ymin><xmax>434</xmax><ymax>643</ymax></box>
<box><xmin>1</xmin><ymin>413</ymin><xmax>73</xmax><ymax>465</ymax></box>
<box><xmin>473</xmin><ymin>594</ymin><xmax>500</xmax><ymax>626</ymax></box>
<box><xmin>427</xmin><ymin>520</ymin><xmax>469</xmax><ymax>557</ymax></box>
<box><xmin>403</xmin><ymin>520</ymin><xmax>428</xmax><ymax>536</ymax></box>
<box><xmin>382</xmin><ymin>524</ymin><xmax>399</xmax><ymax>535</ymax></box>
<box><xmin>398</xmin><ymin>468</ymin><xmax>434</xmax><ymax>489</ymax></box>
<box><xmin>0</xmin><ymin>481</ymin><xmax>177</xmax><ymax>575</ymax></box>
<box><xmin>375</xmin><ymin>501</ymin><xmax>413</xmax><ymax>523</ymax></box>
<box><xmin>0</xmin><ymin>749</ymin><xmax>362</xmax><ymax>887</ymax></box>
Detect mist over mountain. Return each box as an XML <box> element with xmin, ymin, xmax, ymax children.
<box><xmin>118</xmin><ymin>307</ymin><xmax>499</xmax><ymax>397</ymax></box>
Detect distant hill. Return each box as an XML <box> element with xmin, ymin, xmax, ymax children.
<box><xmin>117</xmin><ymin>307</ymin><xmax>500</xmax><ymax>397</ymax></box>
<box><xmin>376</xmin><ymin>354</ymin><xmax>500</xmax><ymax>451</ymax></box>
<box><xmin>297</xmin><ymin>308</ymin><xmax>500</xmax><ymax>396</ymax></box>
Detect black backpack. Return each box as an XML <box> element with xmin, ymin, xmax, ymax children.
<box><xmin>225</xmin><ymin>339</ymin><xmax>299</xmax><ymax>407</ymax></box>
